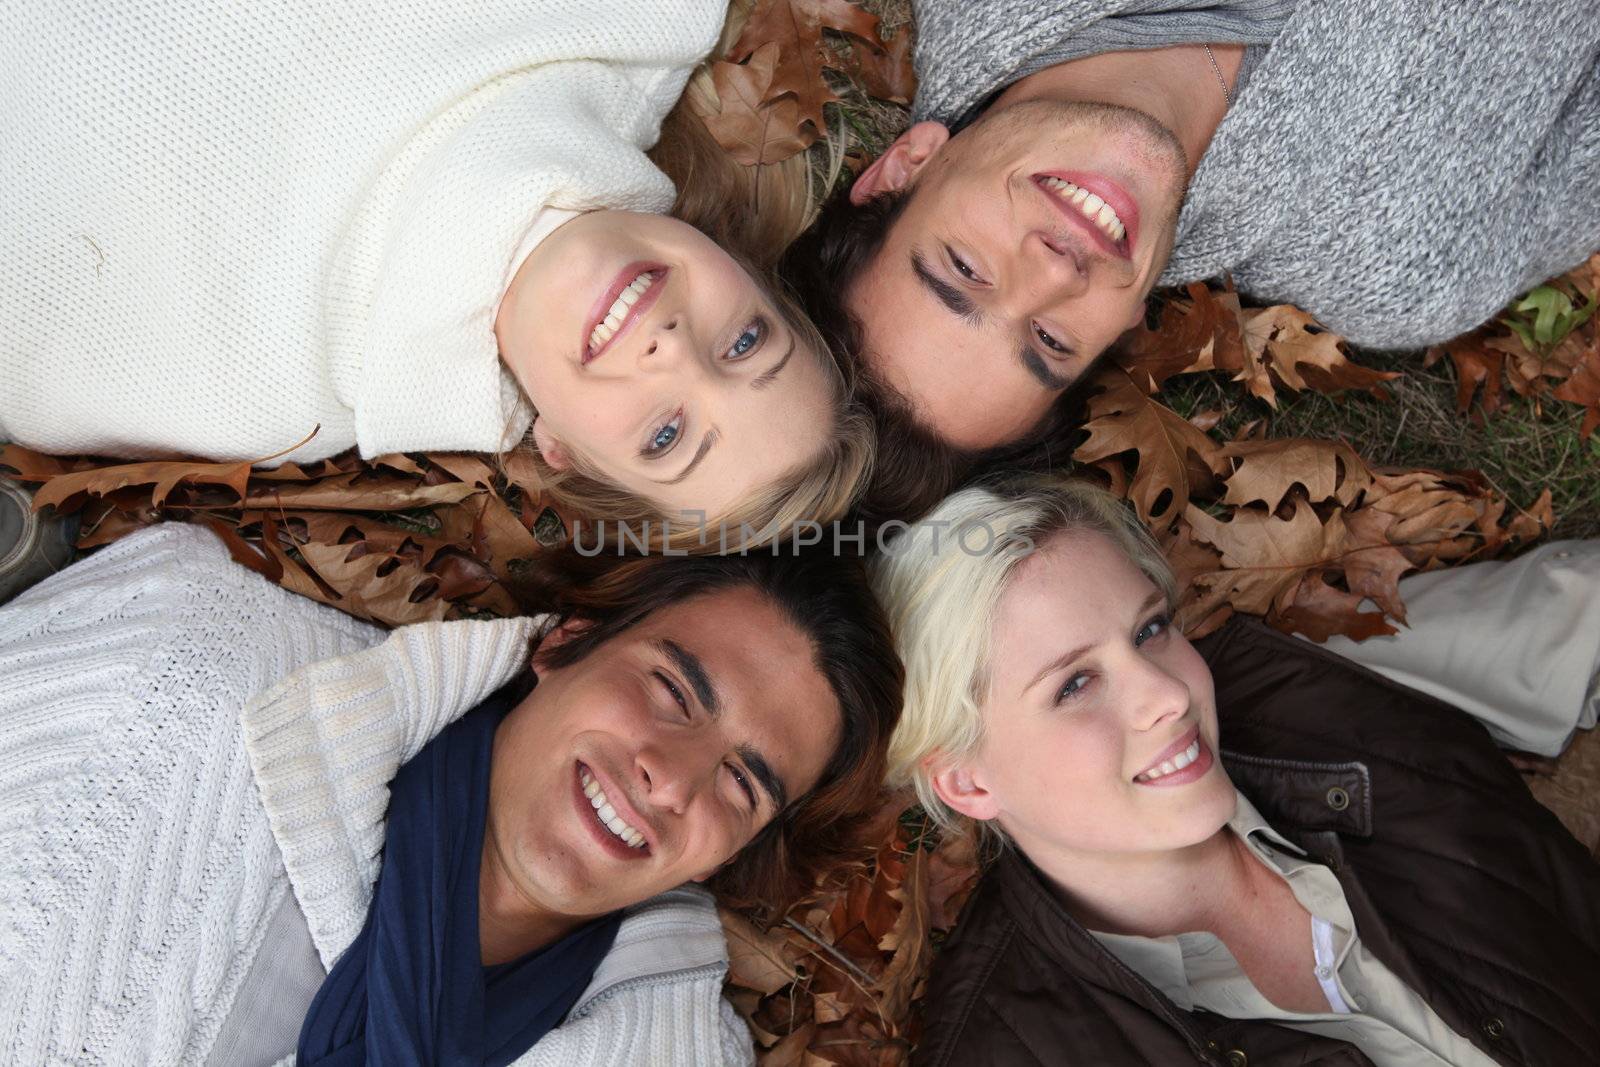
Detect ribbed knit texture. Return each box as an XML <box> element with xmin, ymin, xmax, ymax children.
<box><xmin>907</xmin><ymin>0</ymin><xmax>1600</xmax><ymax>348</ymax></box>
<box><xmin>0</xmin><ymin>525</ymin><xmax>757</xmax><ymax>1065</ymax></box>
<box><xmin>0</xmin><ymin>525</ymin><xmax>381</xmax><ymax>1063</ymax></box>
<box><xmin>0</xmin><ymin>0</ymin><xmax>724</xmax><ymax>463</ymax></box>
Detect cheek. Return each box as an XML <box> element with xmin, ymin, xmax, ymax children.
<box><xmin>988</xmin><ymin>712</ymin><xmax>1127</xmax><ymax>822</ymax></box>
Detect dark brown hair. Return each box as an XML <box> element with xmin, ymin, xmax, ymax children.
<box><xmin>512</xmin><ymin>546</ymin><xmax>904</xmax><ymax>924</ymax></box>
<box><xmin>780</xmin><ymin>188</ymin><xmax>1089</xmax><ymax>526</ymax></box>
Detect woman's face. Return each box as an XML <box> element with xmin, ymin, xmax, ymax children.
<box><xmin>935</xmin><ymin>530</ymin><xmax>1235</xmax><ymax>861</ymax></box>
<box><xmin>497</xmin><ymin>210</ymin><xmax>835</xmax><ymax>520</ymax></box>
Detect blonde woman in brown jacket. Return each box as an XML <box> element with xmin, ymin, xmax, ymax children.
<box><xmin>871</xmin><ymin>477</ymin><xmax>1600</xmax><ymax>1067</ymax></box>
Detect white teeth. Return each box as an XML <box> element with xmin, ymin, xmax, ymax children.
<box><xmin>1040</xmin><ymin>177</ymin><xmax>1126</xmax><ymax>245</ymax></box>
<box><xmin>587</xmin><ymin>271</ymin><xmax>658</xmax><ymax>354</ymax></box>
<box><xmin>1135</xmin><ymin>740</ymin><xmax>1203</xmax><ymax>783</ymax></box>
<box><xmin>579</xmin><ymin>768</ymin><xmax>647</xmax><ymax>848</ymax></box>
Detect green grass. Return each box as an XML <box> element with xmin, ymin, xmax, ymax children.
<box><xmin>1159</xmin><ymin>349</ymin><xmax>1600</xmax><ymax>541</ymax></box>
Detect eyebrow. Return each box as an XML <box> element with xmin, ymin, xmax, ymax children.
<box><xmin>1022</xmin><ymin>590</ymin><xmax>1168</xmax><ymax>693</ymax></box>
<box><xmin>659</xmin><ymin>638</ymin><xmax>720</xmax><ymax>715</ymax></box>
<box><xmin>1019</xmin><ymin>344</ymin><xmax>1073</xmax><ymax>390</ymax></box>
<box><xmin>910</xmin><ymin>250</ymin><xmax>981</xmax><ymax>323</ymax></box>
<box><xmin>652</xmin><ymin>429</ymin><xmax>719</xmax><ymax>486</ymax></box>
<box><xmin>913</xmin><ymin>249</ymin><xmax>1073</xmax><ymax>391</ymax></box>
<box><xmin>751</xmin><ymin>333</ymin><xmax>796</xmax><ymax>391</ymax></box>
<box><xmin>657</xmin><ymin>638</ymin><xmax>788</xmax><ymax>810</ymax></box>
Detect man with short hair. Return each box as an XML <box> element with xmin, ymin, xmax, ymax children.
<box><xmin>786</xmin><ymin>0</ymin><xmax>1599</xmax><ymax>470</ymax></box>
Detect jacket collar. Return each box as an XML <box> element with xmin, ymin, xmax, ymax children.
<box><xmin>991</xmin><ymin>752</ymin><xmax>1376</xmax><ymax>1054</ymax></box>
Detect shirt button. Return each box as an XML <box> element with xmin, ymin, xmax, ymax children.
<box><xmin>1315</xmin><ymin>965</ymin><xmax>1333</xmax><ymax>980</ymax></box>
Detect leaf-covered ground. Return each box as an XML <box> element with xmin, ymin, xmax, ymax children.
<box><xmin>4</xmin><ymin>2</ymin><xmax>1597</xmax><ymax>1064</ymax></box>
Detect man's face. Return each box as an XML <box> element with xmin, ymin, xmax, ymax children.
<box><xmin>484</xmin><ymin>586</ymin><xmax>841</xmax><ymax>924</ymax></box>
<box><xmin>846</xmin><ymin>101</ymin><xmax>1189</xmax><ymax>449</ymax></box>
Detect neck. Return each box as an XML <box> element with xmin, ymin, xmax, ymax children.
<box><xmin>1021</xmin><ymin>822</ymin><xmax>1259</xmax><ymax>938</ymax></box>
<box><xmin>993</xmin><ymin>44</ymin><xmax>1241</xmax><ymax>178</ymax></box>
<box><xmin>477</xmin><ymin>831</ymin><xmax>585</xmax><ymax>967</ymax></box>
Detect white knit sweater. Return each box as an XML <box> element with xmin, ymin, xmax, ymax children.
<box><xmin>0</xmin><ymin>0</ymin><xmax>723</xmax><ymax>463</ymax></box>
<box><xmin>0</xmin><ymin>525</ymin><xmax>756</xmax><ymax>1066</ymax></box>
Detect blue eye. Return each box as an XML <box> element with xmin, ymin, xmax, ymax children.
<box><xmin>1055</xmin><ymin>672</ymin><xmax>1091</xmax><ymax>704</ymax></box>
<box><xmin>642</xmin><ymin>413</ymin><xmax>682</xmax><ymax>456</ymax></box>
<box><xmin>1136</xmin><ymin>614</ymin><xmax>1171</xmax><ymax>646</ymax></box>
<box><xmin>725</xmin><ymin>319</ymin><xmax>766</xmax><ymax>360</ymax></box>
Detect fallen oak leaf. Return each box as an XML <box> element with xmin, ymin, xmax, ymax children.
<box><xmin>1278</xmin><ymin>570</ymin><xmax>1399</xmax><ymax>643</ymax></box>
<box><xmin>721</xmin><ymin>908</ymin><xmax>805</xmax><ymax>995</ymax></box>
<box><xmin>1073</xmin><ymin>367</ymin><xmax>1225</xmax><ymax>525</ymax></box>
<box><xmin>1220</xmin><ymin>438</ymin><xmax>1372</xmax><ymax>511</ymax></box>
<box><xmin>703</xmin><ymin>43</ymin><xmax>817</xmax><ymax>165</ymax></box>
<box><xmin>1425</xmin><ymin>334</ymin><xmax>1507</xmax><ymax>420</ymax></box>
<box><xmin>841</xmin><ymin>27</ymin><xmax>915</xmax><ymax>105</ymax></box>
<box><xmin>1552</xmin><ymin>337</ymin><xmax>1600</xmax><ymax>438</ymax></box>
<box><xmin>726</xmin><ymin>0</ymin><xmax>882</xmax><ymax>132</ymax></box>
<box><xmin>242</xmin><ymin>473</ymin><xmax>480</xmax><ymax>510</ymax></box>
<box><xmin>1116</xmin><ymin>282</ymin><xmax>1247</xmax><ymax>393</ymax></box>
<box><xmin>1240</xmin><ymin>304</ymin><xmax>1398</xmax><ymax>406</ymax></box>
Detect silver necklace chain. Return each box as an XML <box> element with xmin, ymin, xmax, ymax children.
<box><xmin>1203</xmin><ymin>44</ymin><xmax>1233</xmax><ymax>107</ymax></box>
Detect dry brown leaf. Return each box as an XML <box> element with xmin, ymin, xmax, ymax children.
<box><xmin>727</xmin><ymin>0</ymin><xmax>881</xmax><ymax>131</ymax></box>
<box><xmin>30</xmin><ymin>454</ymin><xmax>255</xmax><ymax>512</ymax></box>
<box><xmin>1279</xmin><ymin>571</ymin><xmax>1399</xmax><ymax>643</ymax></box>
<box><xmin>1552</xmin><ymin>338</ymin><xmax>1600</xmax><ymax>438</ymax></box>
<box><xmin>1426</xmin><ymin>335</ymin><xmax>1508</xmax><ymax>420</ymax></box>
<box><xmin>1239</xmin><ymin>304</ymin><xmax>1398</xmax><ymax>407</ymax></box>
<box><xmin>1073</xmin><ymin>367</ymin><xmax>1225</xmax><ymax>525</ymax></box>
<box><xmin>1116</xmin><ymin>282</ymin><xmax>1247</xmax><ymax>392</ymax></box>
<box><xmin>723</xmin><ymin>908</ymin><xmax>805</xmax><ymax>995</ymax></box>
<box><xmin>1219</xmin><ymin>438</ymin><xmax>1372</xmax><ymax>511</ymax></box>
<box><xmin>704</xmin><ymin>44</ymin><xmax>817</xmax><ymax>166</ymax></box>
<box><xmin>842</xmin><ymin>28</ymin><xmax>915</xmax><ymax>106</ymax></box>
<box><xmin>243</xmin><ymin>474</ymin><xmax>480</xmax><ymax>511</ymax></box>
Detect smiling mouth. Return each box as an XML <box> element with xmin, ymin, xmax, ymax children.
<box><xmin>580</xmin><ymin>764</ymin><xmax>647</xmax><ymax>848</ymax></box>
<box><xmin>1134</xmin><ymin>737</ymin><xmax>1202</xmax><ymax>783</ymax></box>
<box><xmin>583</xmin><ymin>265</ymin><xmax>667</xmax><ymax>364</ymax></box>
<box><xmin>1034</xmin><ymin>175</ymin><xmax>1134</xmax><ymax>258</ymax></box>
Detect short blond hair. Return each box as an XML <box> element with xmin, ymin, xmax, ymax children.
<box><xmin>869</xmin><ymin>476</ymin><xmax>1177</xmax><ymax>833</ymax></box>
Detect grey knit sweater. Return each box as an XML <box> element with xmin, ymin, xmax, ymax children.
<box><xmin>909</xmin><ymin>0</ymin><xmax>1600</xmax><ymax>348</ymax></box>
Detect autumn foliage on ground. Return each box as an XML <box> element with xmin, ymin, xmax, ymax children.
<box><xmin>4</xmin><ymin>2</ymin><xmax>1599</xmax><ymax>1064</ymax></box>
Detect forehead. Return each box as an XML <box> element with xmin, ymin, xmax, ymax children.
<box><xmin>627</xmin><ymin>585</ymin><xmax>842</xmax><ymax>790</ymax></box>
<box><xmin>990</xmin><ymin>532</ymin><xmax>1157</xmax><ymax>671</ymax></box>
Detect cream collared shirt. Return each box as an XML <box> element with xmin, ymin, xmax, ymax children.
<box><xmin>1093</xmin><ymin>792</ymin><xmax>1499</xmax><ymax>1067</ymax></box>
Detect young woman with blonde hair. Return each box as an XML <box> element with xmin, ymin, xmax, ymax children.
<box><xmin>872</xmin><ymin>476</ymin><xmax>1599</xmax><ymax>1067</ymax></box>
<box><xmin>0</xmin><ymin>0</ymin><xmax>868</xmax><ymax>552</ymax></box>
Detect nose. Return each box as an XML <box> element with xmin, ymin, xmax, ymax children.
<box><xmin>635</xmin><ymin>311</ymin><xmax>696</xmax><ymax>373</ymax></box>
<box><xmin>992</xmin><ymin>231</ymin><xmax>1090</xmax><ymax>321</ymax></box>
<box><xmin>1126</xmin><ymin>654</ymin><xmax>1191</xmax><ymax>734</ymax></box>
<box><xmin>633</xmin><ymin>733</ymin><xmax>718</xmax><ymax>814</ymax></box>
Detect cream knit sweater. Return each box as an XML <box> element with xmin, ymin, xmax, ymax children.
<box><xmin>0</xmin><ymin>525</ymin><xmax>755</xmax><ymax>1065</ymax></box>
<box><xmin>0</xmin><ymin>0</ymin><xmax>723</xmax><ymax>463</ymax></box>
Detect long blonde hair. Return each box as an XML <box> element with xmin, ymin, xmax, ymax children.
<box><xmin>511</xmin><ymin>0</ymin><xmax>873</xmax><ymax>553</ymax></box>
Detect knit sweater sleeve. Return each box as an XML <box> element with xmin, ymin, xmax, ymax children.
<box><xmin>0</xmin><ymin>524</ymin><xmax>385</xmax><ymax>1063</ymax></box>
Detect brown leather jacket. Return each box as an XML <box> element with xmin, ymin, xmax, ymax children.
<box><xmin>914</xmin><ymin>619</ymin><xmax>1600</xmax><ymax>1067</ymax></box>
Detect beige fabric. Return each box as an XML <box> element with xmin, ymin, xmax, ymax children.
<box><xmin>1093</xmin><ymin>793</ymin><xmax>1499</xmax><ymax>1067</ymax></box>
<box><xmin>1317</xmin><ymin>540</ymin><xmax>1600</xmax><ymax>757</ymax></box>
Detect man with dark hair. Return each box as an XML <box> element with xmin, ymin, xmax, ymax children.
<box><xmin>0</xmin><ymin>523</ymin><xmax>903</xmax><ymax>1065</ymax></box>
<box><xmin>785</xmin><ymin>0</ymin><xmax>1599</xmax><ymax>462</ymax></box>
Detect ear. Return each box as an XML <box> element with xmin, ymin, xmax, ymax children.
<box><xmin>927</xmin><ymin>755</ymin><xmax>1002</xmax><ymax>823</ymax></box>
<box><xmin>851</xmin><ymin>121</ymin><xmax>951</xmax><ymax>204</ymax></box>
<box><xmin>531</xmin><ymin>417</ymin><xmax>571</xmax><ymax>471</ymax></box>
<box><xmin>530</xmin><ymin>616</ymin><xmax>594</xmax><ymax>670</ymax></box>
